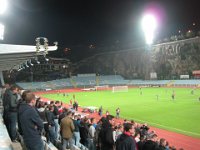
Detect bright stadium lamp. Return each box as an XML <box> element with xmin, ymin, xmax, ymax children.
<box><xmin>141</xmin><ymin>14</ymin><xmax>157</xmax><ymax>45</ymax></box>
<box><xmin>0</xmin><ymin>23</ymin><xmax>4</xmax><ymax>40</ymax></box>
<box><xmin>0</xmin><ymin>0</ymin><xmax>8</xmax><ymax>15</ymax></box>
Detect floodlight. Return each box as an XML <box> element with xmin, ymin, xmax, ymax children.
<box><xmin>36</xmin><ymin>60</ymin><xmax>40</xmax><ymax>64</ymax></box>
<box><xmin>0</xmin><ymin>0</ymin><xmax>8</xmax><ymax>15</ymax></box>
<box><xmin>18</xmin><ymin>66</ymin><xmax>22</xmax><ymax>71</ymax></box>
<box><xmin>142</xmin><ymin>14</ymin><xmax>157</xmax><ymax>45</ymax></box>
<box><xmin>29</xmin><ymin>60</ymin><xmax>34</xmax><ymax>66</ymax></box>
<box><xmin>35</xmin><ymin>58</ymin><xmax>40</xmax><ymax>64</ymax></box>
<box><xmin>44</xmin><ymin>57</ymin><xmax>49</xmax><ymax>62</ymax></box>
<box><xmin>25</xmin><ymin>61</ymin><xmax>29</xmax><ymax>68</ymax></box>
<box><xmin>0</xmin><ymin>23</ymin><xmax>5</xmax><ymax>40</ymax></box>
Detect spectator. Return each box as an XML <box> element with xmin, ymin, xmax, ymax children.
<box><xmin>137</xmin><ymin>135</ymin><xmax>146</xmax><ymax>150</ymax></box>
<box><xmin>59</xmin><ymin>107</ymin><xmax>68</xmax><ymax>124</ymax></box>
<box><xmin>159</xmin><ymin>138</ymin><xmax>167</xmax><ymax>150</ymax></box>
<box><xmin>60</xmin><ymin>111</ymin><xmax>75</xmax><ymax>150</ymax></box>
<box><xmin>6</xmin><ymin>85</ymin><xmax>19</xmax><ymax>142</ymax></box>
<box><xmin>72</xmin><ymin>115</ymin><xmax>81</xmax><ymax>148</ymax></box>
<box><xmin>115</xmin><ymin>125</ymin><xmax>123</xmax><ymax>140</ymax></box>
<box><xmin>37</xmin><ymin>101</ymin><xmax>49</xmax><ymax>141</ymax></box>
<box><xmin>116</xmin><ymin>107</ymin><xmax>120</xmax><ymax>118</ymax></box>
<box><xmin>53</xmin><ymin>101</ymin><xmax>60</xmax><ymax>141</ymax></box>
<box><xmin>99</xmin><ymin>115</ymin><xmax>115</xmax><ymax>150</ymax></box>
<box><xmin>116</xmin><ymin>123</ymin><xmax>137</xmax><ymax>150</ymax></box>
<box><xmin>18</xmin><ymin>92</ymin><xmax>44</xmax><ymax>150</ymax></box>
<box><xmin>46</xmin><ymin>105</ymin><xmax>56</xmax><ymax>144</ymax></box>
<box><xmin>98</xmin><ymin>106</ymin><xmax>103</xmax><ymax>116</ymax></box>
<box><xmin>142</xmin><ymin>134</ymin><xmax>159</xmax><ymax>150</ymax></box>
<box><xmin>88</xmin><ymin>118</ymin><xmax>96</xmax><ymax>150</ymax></box>
<box><xmin>79</xmin><ymin>117</ymin><xmax>90</xmax><ymax>147</ymax></box>
<box><xmin>106</xmin><ymin>110</ymin><xmax>110</xmax><ymax>116</ymax></box>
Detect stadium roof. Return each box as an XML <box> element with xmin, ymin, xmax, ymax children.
<box><xmin>0</xmin><ymin>43</ymin><xmax>58</xmax><ymax>71</ymax></box>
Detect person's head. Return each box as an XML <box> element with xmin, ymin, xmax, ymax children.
<box><xmin>74</xmin><ymin>115</ymin><xmax>78</xmax><ymax>120</ymax></box>
<box><xmin>21</xmin><ymin>90</ymin><xmax>31</xmax><ymax>101</ymax></box>
<box><xmin>67</xmin><ymin>111</ymin><xmax>72</xmax><ymax>117</ymax></box>
<box><xmin>24</xmin><ymin>92</ymin><xmax>36</xmax><ymax>106</ymax></box>
<box><xmin>117</xmin><ymin>125</ymin><xmax>123</xmax><ymax>132</ymax></box>
<box><xmin>55</xmin><ymin>101</ymin><xmax>60</xmax><ymax>106</ymax></box>
<box><xmin>90</xmin><ymin>118</ymin><xmax>96</xmax><ymax>124</ymax></box>
<box><xmin>124</xmin><ymin>123</ymin><xmax>135</xmax><ymax>135</ymax></box>
<box><xmin>131</xmin><ymin>120</ymin><xmax>135</xmax><ymax>125</ymax></box>
<box><xmin>160</xmin><ymin>138</ymin><xmax>166</xmax><ymax>146</ymax></box>
<box><xmin>107</xmin><ymin>115</ymin><xmax>114</xmax><ymax>125</ymax></box>
<box><xmin>77</xmin><ymin>114</ymin><xmax>81</xmax><ymax>119</ymax></box>
<box><xmin>72</xmin><ymin>112</ymin><xmax>75</xmax><ymax>117</ymax></box>
<box><xmin>4</xmin><ymin>83</ymin><xmax>10</xmax><ymax>89</ymax></box>
<box><xmin>10</xmin><ymin>85</ymin><xmax>18</xmax><ymax>94</ymax></box>
<box><xmin>62</xmin><ymin>107</ymin><xmax>68</xmax><ymax>113</ymax></box>
<box><xmin>48</xmin><ymin>105</ymin><xmax>54</xmax><ymax>112</ymax></box>
<box><xmin>151</xmin><ymin>134</ymin><xmax>158</xmax><ymax>142</ymax></box>
<box><xmin>50</xmin><ymin>101</ymin><xmax>54</xmax><ymax>106</ymax></box>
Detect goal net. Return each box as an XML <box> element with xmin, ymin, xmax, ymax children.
<box><xmin>95</xmin><ymin>85</ymin><xmax>109</xmax><ymax>91</ymax></box>
<box><xmin>112</xmin><ymin>86</ymin><xmax>128</xmax><ymax>93</ymax></box>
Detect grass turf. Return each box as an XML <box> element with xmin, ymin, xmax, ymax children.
<box><xmin>42</xmin><ymin>87</ymin><xmax>200</xmax><ymax>138</ymax></box>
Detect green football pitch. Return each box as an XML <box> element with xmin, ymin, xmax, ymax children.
<box><xmin>42</xmin><ymin>87</ymin><xmax>200</xmax><ymax>138</ymax></box>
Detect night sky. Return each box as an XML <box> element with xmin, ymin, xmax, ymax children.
<box><xmin>1</xmin><ymin>0</ymin><xmax>200</xmax><ymax>61</ymax></box>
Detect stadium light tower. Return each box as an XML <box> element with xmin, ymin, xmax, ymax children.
<box><xmin>141</xmin><ymin>14</ymin><xmax>157</xmax><ymax>45</ymax></box>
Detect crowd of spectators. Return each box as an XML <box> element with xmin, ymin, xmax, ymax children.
<box><xmin>0</xmin><ymin>84</ymin><xmax>185</xmax><ymax>150</ymax></box>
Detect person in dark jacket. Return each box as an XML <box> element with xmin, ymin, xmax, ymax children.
<box><xmin>99</xmin><ymin>115</ymin><xmax>115</xmax><ymax>150</ymax></box>
<box><xmin>18</xmin><ymin>92</ymin><xmax>44</xmax><ymax>150</ymax></box>
<box><xmin>46</xmin><ymin>105</ymin><xmax>56</xmax><ymax>144</ymax></box>
<box><xmin>116</xmin><ymin>123</ymin><xmax>137</xmax><ymax>150</ymax></box>
<box><xmin>5</xmin><ymin>86</ymin><xmax>19</xmax><ymax>141</ymax></box>
<box><xmin>59</xmin><ymin>107</ymin><xmax>68</xmax><ymax>124</ymax></box>
<box><xmin>158</xmin><ymin>138</ymin><xmax>167</xmax><ymax>150</ymax></box>
<box><xmin>142</xmin><ymin>134</ymin><xmax>159</xmax><ymax>150</ymax></box>
<box><xmin>72</xmin><ymin>115</ymin><xmax>81</xmax><ymax>147</ymax></box>
<box><xmin>79</xmin><ymin>117</ymin><xmax>90</xmax><ymax>147</ymax></box>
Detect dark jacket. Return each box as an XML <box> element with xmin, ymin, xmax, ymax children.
<box><xmin>59</xmin><ymin>112</ymin><xmax>67</xmax><ymax>125</ymax></box>
<box><xmin>18</xmin><ymin>103</ymin><xmax>44</xmax><ymax>145</ymax></box>
<box><xmin>73</xmin><ymin>119</ymin><xmax>80</xmax><ymax>132</ymax></box>
<box><xmin>46</xmin><ymin>110</ymin><xmax>55</xmax><ymax>126</ymax></box>
<box><xmin>100</xmin><ymin>121</ymin><xmax>114</xmax><ymax>150</ymax></box>
<box><xmin>53</xmin><ymin>105</ymin><xmax>59</xmax><ymax>116</ymax></box>
<box><xmin>79</xmin><ymin>122</ymin><xmax>89</xmax><ymax>144</ymax></box>
<box><xmin>116</xmin><ymin>133</ymin><xmax>136</xmax><ymax>150</ymax></box>
<box><xmin>142</xmin><ymin>140</ymin><xmax>159</xmax><ymax>150</ymax></box>
<box><xmin>3</xmin><ymin>89</ymin><xmax>18</xmax><ymax>112</ymax></box>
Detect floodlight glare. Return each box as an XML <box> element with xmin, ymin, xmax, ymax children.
<box><xmin>0</xmin><ymin>0</ymin><xmax>8</xmax><ymax>15</ymax></box>
<box><xmin>142</xmin><ymin>14</ymin><xmax>157</xmax><ymax>45</ymax></box>
<box><xmin>0</xmin><ymin>23</ymin><xmax>5</xmax><ymax>40</ymax></box>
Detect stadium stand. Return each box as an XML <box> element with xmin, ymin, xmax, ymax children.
<box><xmin>17</xmin><ymin>75</ymin><xmax>200</xmax><ymax>90</ymax></box>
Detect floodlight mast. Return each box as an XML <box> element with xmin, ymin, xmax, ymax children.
<box><xmin>142</xmin><ymin>14</ymin><xmax>157</xmax><ymax>45</ymax></box>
